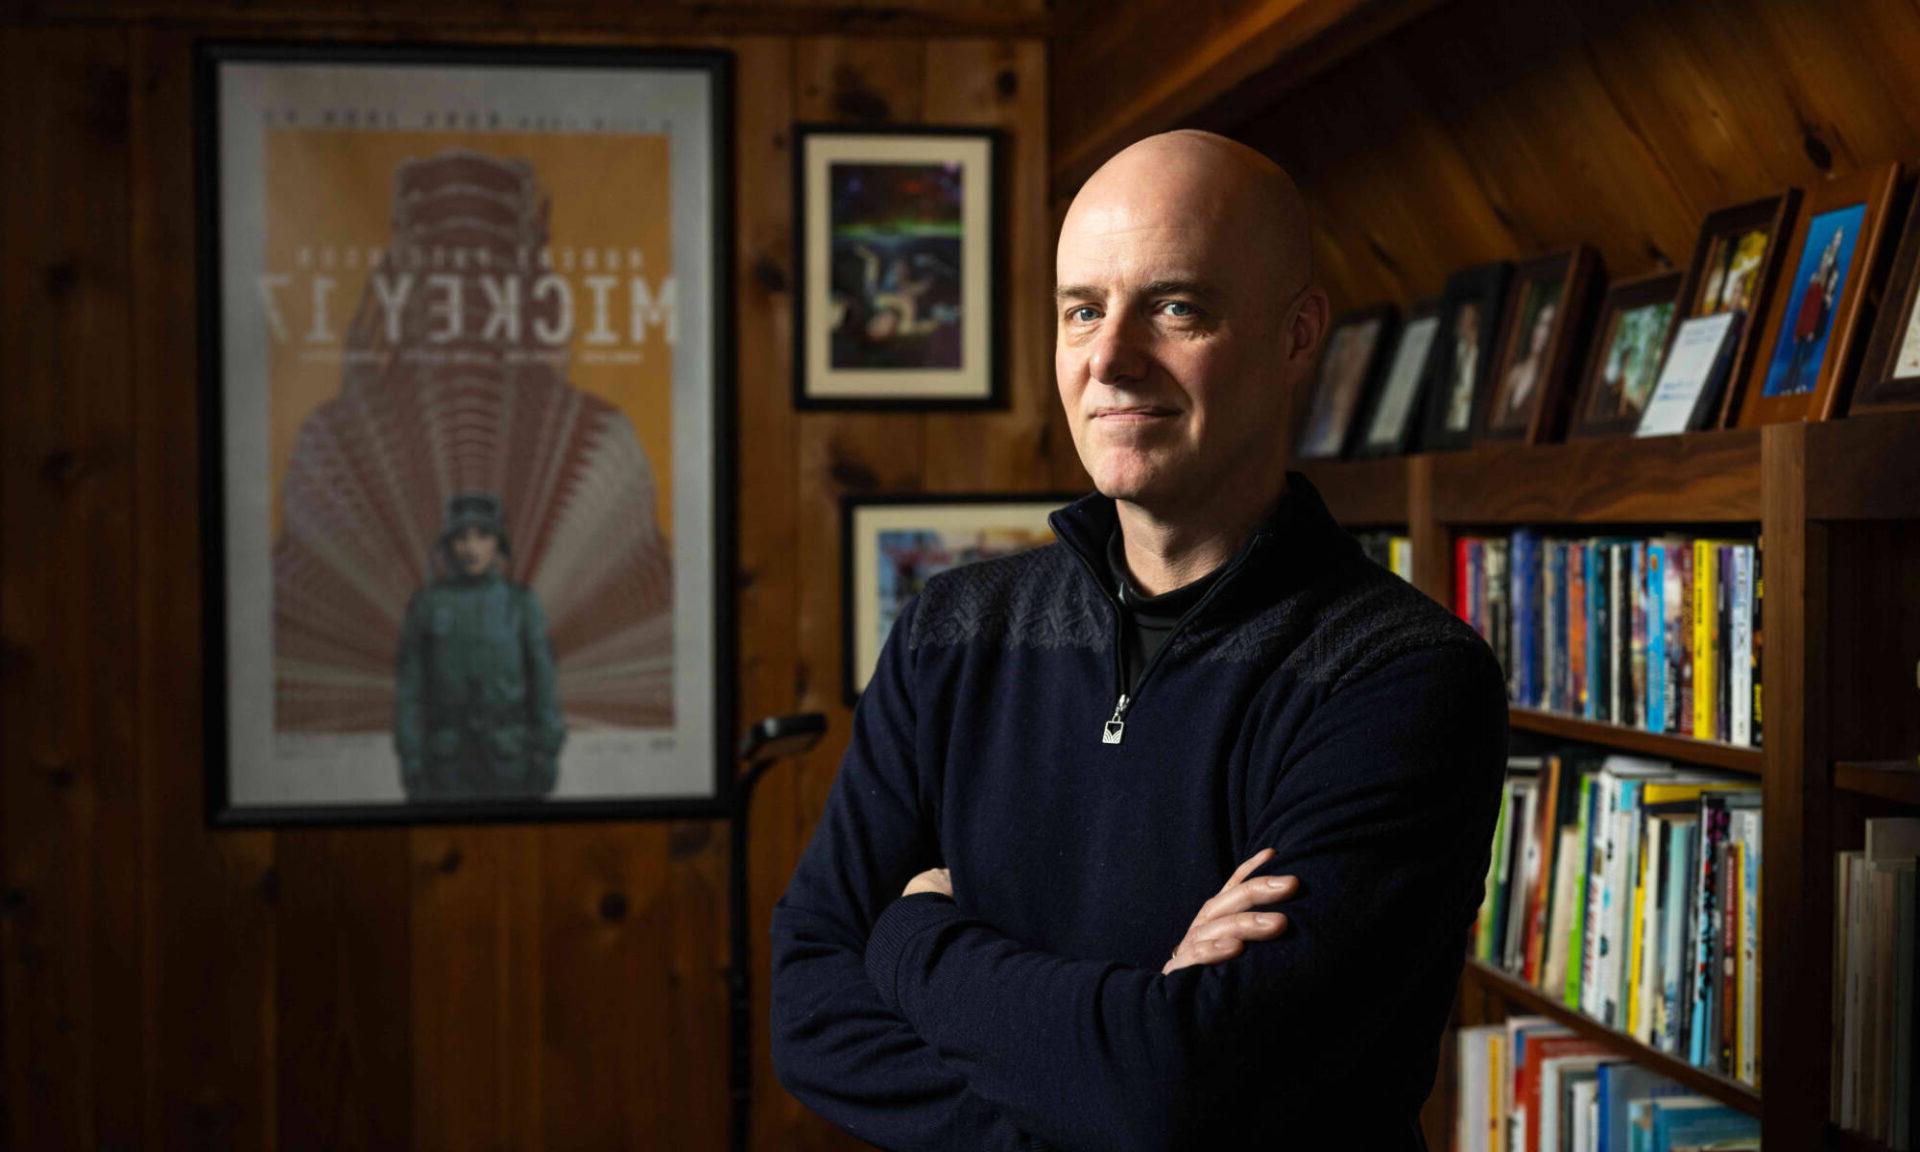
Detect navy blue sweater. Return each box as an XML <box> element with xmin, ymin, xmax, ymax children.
<box><xmin>769</xmin><ymin>473</ymin><xmax>1508</xmax><ymax>1151</ymax></box>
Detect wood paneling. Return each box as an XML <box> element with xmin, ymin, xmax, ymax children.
<box><xmin>2</xmin><ymin>11</ymin><xmax>1054</xmax><ymax>1152</ymax></box>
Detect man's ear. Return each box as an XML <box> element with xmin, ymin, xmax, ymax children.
<box><xmin>1289</xmin><ymin>287</ymin><xmax>1332</xmax><ymax>365</ymax></box>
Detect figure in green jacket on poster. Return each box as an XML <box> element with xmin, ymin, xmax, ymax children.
<box><xmin>395</xmin><ymin>492</ymin><xmax>566</xmax><ymax>800</ymax></box>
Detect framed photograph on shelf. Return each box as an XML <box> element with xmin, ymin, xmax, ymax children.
<box><xmin>1421</xmin><ymin>261</ymin><xmax>1512</xmax><ymax>452</ymax></box>
<box><xmin>197</xmin><ymin>42</ymin><xmax>735</xmax><ymax>825</ymax></box>
<box><xmin>1355</xmin><ymin>298</ymin><xmax>1443</xmax><ymax>458</ymax></box>
<box><xmin>1477</xmin><ymin>246</ymin><xmax>1600</xmax><ymax>445</ymax></box>
<box><xmin>1735</xmin><ymin>162</ymin><xmax>1903</xmax><ymax>427</ymax></box>
<box><xmin>1848</xmin><ymin>180</ymin><xmax>1920</xmax><ymax>417</ymax></box>
<box><xmin>842</xmin><ymin>494</ymin><xmax>1071</xmax><ymax>702</ymax></box>
<box><xmin>1567</xmin><ymin>270</ymin><xmax>1682</xmax><ymax>439</ymax></box>
<box><xmin>794</xmin><ymin>124</ymin><xmax>1005</xmax><ymax>409</ymax></box>
<box><xmin>1295</xmin><ymin>305</ymin><xmax>1397</xmax><ymax>459</ymax></box>
<box><xmin>1669</xmin><ymin>189</ymin><xmax>1802</xmax><ymax>427</ymax></box>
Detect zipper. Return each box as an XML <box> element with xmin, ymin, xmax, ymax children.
<box><xmin>1060</xmin><ymin>524</ymin><xmax>1268</xmax><ymax>746</ymax></box>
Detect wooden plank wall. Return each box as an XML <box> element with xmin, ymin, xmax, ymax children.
<box><xmin>0</xmin><ymin>7</ymin><xmax>1074</xmax><ymax>1149</ymax></box>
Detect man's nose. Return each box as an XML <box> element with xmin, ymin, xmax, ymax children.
<box><xmin>1087</xmin><ymin>309</ymin><xmax>1150</xmax><ymax>385</ymax></box>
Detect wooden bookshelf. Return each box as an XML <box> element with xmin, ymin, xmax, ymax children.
<box><xmin>1295</xmin><ymin>454</ymin><xmax>1408</xmax><ymax>527</ymax></box>
<box><xmin>1508</xmin><ymin>708</ymin><xmax>1764</xmax><ymax>776</ymax></box>
<box><xmin>1834</xmin><ymin>759</ymin><xmax>1920</xmax><ymax>805</ymax></box>
<box><xmin>1462</xmin><ymin>959</ymin><xmax>1762</xmax><ymax>1117</ymax></box>
<box><xmin>1300</xmin><ymin>412</ymin><xmax>1920</xmax><ymax>1149</ymax></box>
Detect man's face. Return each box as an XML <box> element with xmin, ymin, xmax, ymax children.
<box><xmin>1054</xmin><ymin>179</ymin><xmax>1312</xmax><ymax>513</ymax></box>
<box><xmin>451</xmin><ymin>526</ymin><xmax>500</xmax><ymax>576</ymax></box>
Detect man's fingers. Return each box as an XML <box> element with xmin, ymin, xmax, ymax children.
<box><xmin>1189</xmin><ymin>910</ymin><xmax>1289</xmax><ymax>948</ymax></box>
<box><xmin>1220</xmin><ymin>847</ymin><xmax>1276</xmax><ymax>892</ymax></box>
<box><xmin>1195</xmin><ymin>873</ymin><xmax>1299</xmax><ymax>923</ymax></box>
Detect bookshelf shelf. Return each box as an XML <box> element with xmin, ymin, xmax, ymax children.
<box><xmin>1430</xmin><ymin>427</ymin><xmax>1763</xmax><ymax>526</ymax></box>
<box><xmin>1462</xmin><ymin>959</ymin><xmax>1763</xmax><ymax>1118</ymax></box>
<box><xmin>1833</xmin><ymin>759</ymin><xmax>1920</xmax><ymax>805</ymax></box>
<box><xmin>1508</xmin><ymin>708</ymin><xmax>1764</xmax><ymax>776</ymax></box>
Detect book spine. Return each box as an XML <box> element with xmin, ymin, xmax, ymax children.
<box><xmin>1676</xmin><ymin>541</ymin><xmax>1693</xmax><ymax>738</ymax></box>
<box><xmin>1648</xmin><ymin>542</ymin><xmax>1667</xmax><ymax>733</ymax></box>
<box><xmin>1585</xmin><ymin>542</ymin><xmax>1600</xmax><ymax>721</ymax></box>
<box><xmin>1456</xmin><ymin>536</ymin><xmax>1472</xmax><ymax>624</ymax></box>
<box><xmin>1732</xmin><ymin>545</ymin><xmax>1752</xmax><ymax>747</ymax></box>
<box><xmin>1602</xmin><ymin>543</ymin><xmax>1619</xmax><ymax>725</ymax></box>
<box><xmin>1631</xmin><ymin>540</ymin><xmax>1648</xmax><ymax>731</ymax></box>
<box><xmin>1660</xmin><ymin>819</ymin><xmax>1694</xmax><ymax>1054</ymax></box>
<box><xmin>1571</xmin><ymin>543</ymin><xmax>1588</xmax><ymax>719</ymax></box>
<box><xmin>1720</xmin><ymin>838</ymin><xmax>1739</xmax><ymax>1075</ymax></box>
<box><xmin>1718</xmin><ymin>544</ymin><xmax>1733</xmax><ymax>744</ymax></box>
<box><xmin>1567</xmin><ymin>773</ymin><xmax>1595</xmax><ymax>1009</ymax></box>
<box><xmin>1691</xmin><ymin>800</ymin><xmax>1725</xmax><ymax>1067</ymax></box>
<box><xmin>1693</xmin><ymin>541</ymin><xmax>1714</xmax><ymax>741</ymax></box>
<box><xmin>1752</xmin><ymin>537</ymin><xmax>1764</xmax><ymax>749</ymax></box>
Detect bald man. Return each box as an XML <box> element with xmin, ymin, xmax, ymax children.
<box><xmin>770</xmin><ymin>131</ymin><xmax>1507</xmax><ymax>1151</ymax></box>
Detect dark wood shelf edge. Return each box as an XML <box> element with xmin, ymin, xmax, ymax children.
<box><xmin>1834</xmin><ymin>759</ymin><xmax>1920</xmax><ymax>804</ymax></box>
<box><xmin>1462</xmin><ymin>959</ymin><xmax>1763</xmax><ymax>1117</ymax></box>
<box><xmin>1828</xmin><ymin>1121</ymin><xmax>1898</xmax><ymax>1152</ymax></box>
<box><xmin>1509</xmin><ymin>707</ymin><xmax>1765</xmax><ymax>775</ymax></box>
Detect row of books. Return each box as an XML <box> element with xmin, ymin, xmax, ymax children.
<box><xmin>1456</xmin><ymin>1016</ymin><xmax>1759</xmax><ymax>1152</ymax></box>
<box><xmin>1834</xmin><ymin>816</ymin><xmax>1920</xmax><ymax>1150</ymax></box>
<box><xmin>1354</xmin><ymin>530</ymin><xmax>1413</xmax><ymax>582</ymax></box>
<box><xmin>1454</xmin><ymin>531</ymin><xmax>1762</xmax><ymax>748</ymax></box>
<box><xmin>1474</xmin><ymin>747</ymin><xmax>1763</xmax><ymax>1085</ymax></box>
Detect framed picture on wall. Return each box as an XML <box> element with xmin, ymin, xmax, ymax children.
<box><xmin>1735</xmin><ymin>162</ymin><xmax>1903</xmax><ymax>427</ymax></box>
<box><xmin>1354</xmin><ymin>298</ymin><xmax>1443</xmax><ymax>458</ymax></box>
<box><xmin>1295</xmin><ymin>305</ymin><xmax>1396</xmax><ymax>460</ymax></box>
<box><xmin>1476</xmin><ymin>246</ymin><xmax>1600</xmax><ymax>445</ymax></box>
<box><xmin>1567</xmin><ymin>270</ymin><xmax>1681</xmax><ymax>439</ymax></box>
<box><xmin>196</xmin><ymin>42</ymin><xmax>735</xmax><ymax>825</ymax></box>
<box><xmin>1669</xmin><ymin>189</ymin><xmax>1802</xmax><ymax>427</ymax></box>
<box><xmin>1421</xmin><ymin>261</ymin><xmax>1512</xmax><ymax>453</ymax></box>
<box><xmin>794</xmin><ymin>125</ymin><xmax>1005</xmax><ymax>409</ymax></box>
<box><xmin>1847</xmin><ymin>176</ymin><xmax>1920</xmax><ymax>417</ymax></box>
<box><xmin>842</xmin><ymin>494</ymin><xmax>1071</xmax><ymax>702</ymax></box>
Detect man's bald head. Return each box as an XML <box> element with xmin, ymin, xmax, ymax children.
<box><xmin>1052</xmin><ymin>129</ymin><xmax>1330</xmax><ymax>534</ymax></box>
<box><xmin>1065</xmin><ymin>129</ymin><xmax>1314</xmax><ymax>298</ymax></box>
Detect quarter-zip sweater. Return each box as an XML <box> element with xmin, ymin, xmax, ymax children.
<box><xmin>769</xmin><ymin>472</ymin><xmax>1509</xmax><ymax>1152</ymax></box>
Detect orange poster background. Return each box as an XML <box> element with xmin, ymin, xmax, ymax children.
<box><xmin>262</xmin><ymin>129</ymin><xmax>675</xmax><ymax>540</ymax></box>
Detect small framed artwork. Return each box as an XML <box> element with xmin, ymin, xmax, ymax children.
<box><xmin>842</xmin><ymin>494</ymin><xmax>1071</xmax><ymax>702</ymax></box>
<box><xmin>1477</xmin><ymin>246</ymin><xmax>1600</xmax><ymax>445</ymax></box>
<box><xmin>1669</xmin><ymin>189</ymin><xmax>1802</xmax><ymax>427</ymax></box>
<box><xmin>1567</xmin><ymin>270</ymin><xmax>1682</xmax><ymax>439</ymax></box>
<box><xmin>1736</xmin><ymin>162</ymin><xmax>1904</xmax><ymax>427</ymax></box>
<box><xmin>1295</xmin><ymin>305</ymin><xmax>1397</xmax><ymax>459</ymax></box>
<box><xmin>197</xmin><ymin>42</ymin><xmax>735</xmax><ymax>825</ymax></box>
<box><xmin>1848</xmin><ymin>179</ymin><xmax>1920</xmax><ymax>417</ymax></box>
<box><xmin>1355</xmin><ymin>298</ymin><xmax>1444</xmax><ymax>458</ymax></box>
<box><xmin>1422</xmin><ymin>261</ymin><xmax>1512</xmax><ymax>452</ymax></box>
<box><xmin>1636</xmin><ymin>312</ymin><xmax>1743</xmax><ymax>437</ymax></box>
<box><xmin>794</xmin><ymin>125</ymin><xmax>1005</xmax><ymax>409</ymax></box>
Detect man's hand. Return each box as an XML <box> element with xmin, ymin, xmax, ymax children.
<box><xmin>1162</xmin><ymin>847</ymin><xmax>1297</xmax><ymax>975</ymax></box>
<box><xmin>903</xmin><ymin>867</ymin><xmax>953</xmax><ymax>899</ymax></box>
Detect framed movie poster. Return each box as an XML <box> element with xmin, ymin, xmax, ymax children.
<box><xmin>842</xmin><ymin>494</ymin><xmax>1070</xmax><ymax>702</ymax></box>
<box><xmin>795</xmin><ymin>125</ymin><xmax>1005</xmax><ymax>409</ymax></box>
<box><xmin>1568</xmin><ymin>270</ymin><xmax>1681</xmax><ymax>439</ymax></box>
<box><xmin>1669</xmin><ymin>189</ymin><xmax>1801</xmax><ymax>428</ymax></box>
<box><xmin>1848</xmin><ymin>175</ymin><xmax>1920</xmax><ymax>417</ymax></box>
<box><xmin>1421</xmin><ymin>261</ymin><xmax>1512</xmax><ymax>453</ymax></box>
<box><xmin>1355</xmin><ymin>298</ymin><xmax>1443</xmax><ymax>458</ymax></box>
<box><xmin>1736</xmin><ymin>162</ymin><xmax>1902</xmax><ymax>428</ymax></box>
<box><xmin>1477</xmin><ymin>246</ymin><xmax>1599</xmax><ymax>445</ymax></box>
<box><xmin>1295</xmin><ymin>305</ymin><xmax>1396</xmax><ymax>460</ymax></box>
<box><xmin>197</xmin><ymin>43</ymin><xmax>735</xmax><ymax>824</ymax></box>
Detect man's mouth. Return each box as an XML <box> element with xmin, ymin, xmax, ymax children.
<box><xmin>1091</xmin><ymin>405</ymin><xmax>1178</xmax><ymax>422</ymax></box>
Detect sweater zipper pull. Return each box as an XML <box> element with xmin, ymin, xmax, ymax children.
<box><xmin>1102</xmin><ymin>694</ymin><xmax>1131</xmax><ymax>745</ymax></box>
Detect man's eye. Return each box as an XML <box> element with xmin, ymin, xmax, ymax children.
<box><xmin>1067</xmin><ymin>306</ymin><xmax>1100</xmax><ymax>323</ymax></box>
<box><xmin>1162</xmin><ymin>301</ymin><xmax>1196</xmax><ymax>317</ymax></box>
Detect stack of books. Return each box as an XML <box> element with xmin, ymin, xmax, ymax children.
<box><xmin>1474</xmin><ymin>749</ymin><xmax>1763</xmax><ymax>1085</ymax></box>
<box><xmin>1354</xmin><ymin>530</ymin><xmax>1412</xmax><ymax>582</ymax></box>
<box><xmin>1456</xmin><ymin>1016</ymin><xmax>1759</xmax><ymax>1152</ymax></box>
<box><xmin>1833</xmin><ymin>816</ymin><xmax>1920</xmax><ymax>1150</ymax></box>
<box><xmin>1454</xmin><ymin>531</ymin><xmax>1762</xmax><ymax>747</ymax></box>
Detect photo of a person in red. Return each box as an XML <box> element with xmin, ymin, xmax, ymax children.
<box><xmin>1764</xmin><ymin>204</ymin><xmax>1863</xmax><ymax>397</ymax></box>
